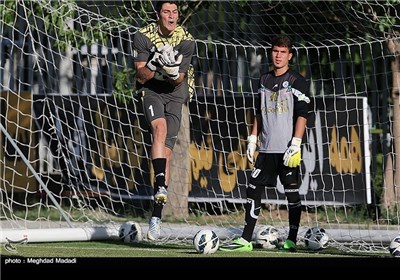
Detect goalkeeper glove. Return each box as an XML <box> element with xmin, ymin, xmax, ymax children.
<box><xmin>246</xmin><ymin>134</ymin><xmax>258</xmax><ymax>164</ymax></box>
<box><xmin>283</xmin><ymin>137</ymin><xmax>302</xmax><ymax>168</ymax></box>
<box><xmin>160</xmin><ymin>54</ymin><xmax>182</xmax><ymax>80</ymax></box>
<box><xmin>146</xmin><ymin>44</ymin><xmax>173</xmax><ymax>71</ymax></box>
<box><xmin>158</xmin><ymin>49</ymin><xmax>179</xmax><ymax>67</ymax></box>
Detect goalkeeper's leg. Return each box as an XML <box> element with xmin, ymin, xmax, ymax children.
<box><xmin>241</xmin><ymin>155</ymin><xmax>270</xmax><ymax>242</ymax></box>
<box><xmin>241</xmin><ymin>183</ymin><xmax>263</xmax><ymax>242</ymax></box>
<box><xmin>147</xmin><ymin>158</ymin><xmax>167</xmax><ymax>241</ymax></box>
<box><xmin>219</xmin><ymin>183</ymin><xmax>262</xmax><ymax>252</ymax></box>
<box><xmin>283</xmin><ymin>183</ymin><xmax>301</xmax><ymax>251</ymax></box>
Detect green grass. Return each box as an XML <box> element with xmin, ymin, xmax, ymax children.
<box><xmin>0</xmin><ymin>240</ymin><xmax>390</xmax><ymax>258</ymax></box>
<box><xmin>1</xmin><ymin>240</ymin><xmax>396</xmax><ymax>273</ymax></box>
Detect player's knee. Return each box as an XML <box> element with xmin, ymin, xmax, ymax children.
<box><xmin>284</xmin><ymin>184</ymin><xmax>301</xmax><ymax>205</ymax></box>
<box><xmin>246</xmin><ymin>183</ymin><xmax>263</xmax><ymax>200</ymax></box>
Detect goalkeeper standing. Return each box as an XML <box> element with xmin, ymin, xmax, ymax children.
<box><xmin>220</xmin><ymin>35</ymin><xmax>310</xmax><ymax>252</ymax></box>
<box><xmin>133</xmin><ymin>1</ymin><xmax>195</xmax><ymax>241</ymax></box>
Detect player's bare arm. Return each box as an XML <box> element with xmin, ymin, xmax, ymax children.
<box><xmin>293</xmin><ymin>116</ymin><xmax>307</xmax><ymax>139</ymax></box>
<box><xmin>135</xmin><ymin>61</ymin><xmax>185</xmax><ymax>85</ymax></box>
<box><xmin>250</xmin><ymin>114</ymin><xmax>262</xmax><ymax>136</ymax></box>
<box><xmin>169</xmin><ymin>72</ymin><xmax>185</xmax><ymax>85</ymax></box>
<box><xmin>135</xmin><ymin>61</ymin><xmax>155</xmax><ymax>84</ymax></box>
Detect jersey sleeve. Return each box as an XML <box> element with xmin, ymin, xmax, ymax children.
<box><xmin>176</xmin><ymin>40</ymin><xmax>195</xmax><ymax>73</ymax></box>
<box><xmin>292</xmin><ymin>76</ymin><xmax>310</xmax><ymax>118</ymax></box>
<box><xmin>133</xmin><ymin>31</ymin><xmax>152</xmax><ymax>63</ymax></box>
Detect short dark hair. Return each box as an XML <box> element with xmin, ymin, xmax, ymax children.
<box><xmin>271</xmin><ymin>36</ymin><xmax>293</xmax><ymax>53</ymax></box>
<box><xmin>155</xmin><ymin>1</ymin><xmax>179</xmax><ymax>14</ymax></box>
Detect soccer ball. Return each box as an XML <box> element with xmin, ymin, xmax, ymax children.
<box><xmin>193</xmin><ymin>229</ymin><xmax>219</xmax><ymax>254</ymax></box>
<box><xmin>389</xmin><ymin>235</ymin><xmax>400</xmax><ymax>257</ymax></box>
<box><xmin>119</xmin><ymin>221</ymin><xmax>143</xmax><ymax>243</ymax></box>
<box><xmin>255</xmin><ymin>225</ymin><xmax>281</xmax><ymax>249</ymax></box>
<box><xmin>304</xmin><ymin>227</ymin><xmax>329</xmax><ymax>250</ymax></box>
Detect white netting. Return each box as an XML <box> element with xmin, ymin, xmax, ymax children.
<box><xmin>1</xmin><ymin>1</ymin><xmax>399</xmax><ymax>254</ymax></box>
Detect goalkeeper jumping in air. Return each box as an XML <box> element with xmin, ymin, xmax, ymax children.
<box><xmin>133</xmin><ymin>1</ymin><xmax>195</xmax><ymax>241</ymax></box>
<box><xmin>220</xmin><ymin>35</ymin><xmax>310</xmax><ymax>252</ymax></box>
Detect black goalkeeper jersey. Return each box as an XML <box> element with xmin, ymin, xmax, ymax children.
<box><xmin>255</xmin><ymin>69</ymin><xmax>310</xmax><ymax>153</ymax></box>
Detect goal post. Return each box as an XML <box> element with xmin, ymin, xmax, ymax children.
<box><xmin>0</xmin><ymin>227</ymin><xmax>118</xmax><ymax>244</ymax></box>
<box><xmin>1</xmin><ymin>0</ymin><xmax>399</xmax><ymax>255</ymax></box>
<box><xmin>0</xmin><ymin>121</ymin><xmax>73</xmax><ymax>227</ymax></box>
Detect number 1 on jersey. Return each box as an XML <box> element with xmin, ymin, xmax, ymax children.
<box><xmin>148</xmin><ymin>105</ymin><xmax>154</xmax><ymax>116</ymax></box>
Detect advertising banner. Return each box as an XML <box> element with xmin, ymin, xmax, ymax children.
<box><xmin>1</xmin><ymin>94</ymin><xmax>370</xmax><ymax>206</ymax></box>
<box><xmin>189</xmin><ymin>96</ymin><xmax>370</xmax><ymax>206</ymax></box>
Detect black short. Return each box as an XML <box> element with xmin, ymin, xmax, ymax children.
<box><xmin>142</xmin><ymin>91</ymin><xmax>183</xmax><ymax>150</ymax></box>
<box><xmin>249</xmin><ymin>153</ymin><xmax>299</xmax><ymax>187</ymax></box>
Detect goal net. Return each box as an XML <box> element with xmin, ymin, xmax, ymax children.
<box><xmin>1</xmin><ymin>0</ymin><xmax>399</xmax><ymax>254</ymax></box>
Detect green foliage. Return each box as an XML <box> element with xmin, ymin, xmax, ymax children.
<box><xmin>113</xmin><ymin>67</ymin><xmax>136</xmax><ymax>104</ymax></box>
<box><xmin>0</xmin><ymin>0</ymin><xmax>17</xmax><ymax>23</ymax></box>
<box><xmin>373</xmin><ymin>153</ymin><xmax>384</xmax><ymax>201</ymax></box>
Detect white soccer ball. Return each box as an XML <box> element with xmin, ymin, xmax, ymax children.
<box><xmin>255</xmin><ymin>225</ymin><xmax>281</xmax><ymax>249</ymax></box>
<box><xmin>389</xmin><ymin>235</ymin><xmax>400</xmax><ymax>257</ymax></box>
<box><xmin>193</xmin><ymin>229</ymin><xmax>219</xmax><ymax>254</ymax></box>
<box><xmin>304</xmin><ymin>227</ymin><xmax>329</xmax><ymax>250</ymax></box>
<box><xmin>119</xmin><ymin>221</ymin><xmax>143</xmax><ymax>243</ymax></box>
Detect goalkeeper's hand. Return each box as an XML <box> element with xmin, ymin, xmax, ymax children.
<box><xmin>160</xmin><ymin>54</ymin><xmax>182</xmax><ymax>80</ymax></box>
<box><xmin>146</xmin><ymin>44</ymin><xmax>173</xmax><ymax>71</ymax></box>
<box><xmin>246</xmin><ymin>134</ymin><xmax>258</xmax><ymax>164</ymax></box>
<box><xmin>158</xmin><ymin>49</ymin><xmax>179</xmax><ymax>67</ymax></box>
<box><xmin>283</xmin><ymin>137</ymin><xmax>302</xmax><ymax>168</ymax></box>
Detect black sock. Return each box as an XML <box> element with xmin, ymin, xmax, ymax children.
<box><xmin>242</xmin><ymin>198</ymin><xmax>260</xmax><ymax>242</ymax></box>
<box><xmin>152</xmin><ymin>203</ymin><xmax>163</xmax><ymax>219</ymax></box>
<box><xmin>152</xmin><ymin>158</ymin><xmax>166</xmax><ymax>188</ymax></box>
<box><xmin>287</xmin><ymin>201</ymin><xmax>302</xmax><ymax>243</ymax></box>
